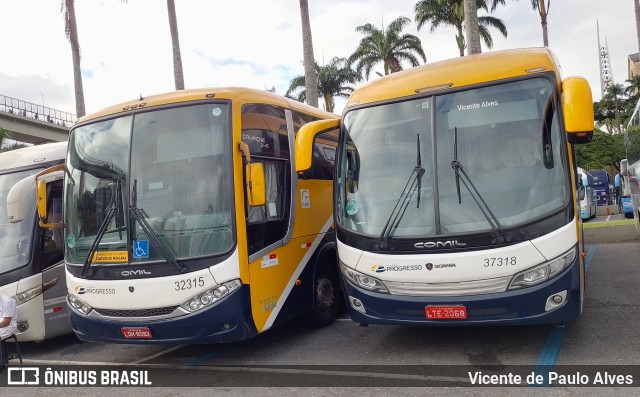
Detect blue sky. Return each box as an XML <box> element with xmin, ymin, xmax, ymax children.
<box><xmin>0</xmin><ymin>0</ymin><xmax>637</xmax><ymax>116</ymax></box>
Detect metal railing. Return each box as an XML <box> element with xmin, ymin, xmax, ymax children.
<box><xmin>0</xmin><ymin>94</ymin><xmax>76</xmax><ymax>128</ymax></box>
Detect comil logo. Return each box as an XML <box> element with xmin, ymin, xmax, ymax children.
<box><xmin>75</xmin><ymin>286</ymin><xmax>86</xmax><ymax>295</ymax></box>
<box><xmin>371</xmin><ymin>265</ymin><xmax>386</xmax><ymax>273</ymax></box>
<box><xmin>414</xmin><ymin>240</ymin><xmax>467</xmax><ymax>249</ymax></box>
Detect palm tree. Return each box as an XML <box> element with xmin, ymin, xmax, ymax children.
<box><xmin>349</xmin><ymin>16</ymin><xmax>426</xmax><ymax>80</ymax></box>
<box><xmin>464</xmin><ymin>0</ymin><xmax>481</xmax><ymax>54</ymax></box>
<box><xmin>167</xmin><ymin>0</ymin><xmax>184</xmax><ymax>90</ymax></box>
<box><xmin>299</xmin><ymin>0</ymin><xmax>319</xmax><ymax>107</ymax></box>
<box><xmin>528</xmin><ymin>0</ymin><xmax>551</xmax><ymax>46</ymax></box>
<box><xmin>415</xmin><ymin>0</ymin><xmax>507</xmax><ymax>57</ymax></box>
<box><xmin>625</xmin><ymin>75</ymin><xmax>640</xmax><ymax>98</ymax></box>
<box><xmin>286</xmin><ymin>57</ymin><xmax>360</xmax><ymax>113</ymax></box>
<box><xmin>61</xmin><ymin>0</ymin><xmax>85</xmax><ymax>118</ymax></box>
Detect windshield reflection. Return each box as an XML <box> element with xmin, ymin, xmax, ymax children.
<box><xmin>338</xmin><ymin>77</ymin><xmax>568</xmax><ymax>238</ymax></box>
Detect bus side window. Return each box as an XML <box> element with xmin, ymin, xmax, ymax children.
<box><xmin>42</xmin><ymin>181</ymin><xmax>64</xmax><ymax>256</ymax></box>
<box><xmin>242</xmin><ymin>104</ymin><xmax>291</xmax><ymax>256</ymax></box>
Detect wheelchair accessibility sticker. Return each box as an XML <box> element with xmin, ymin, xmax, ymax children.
<box><xmin>133</xmin><ymin>240</ymin><xmax>149</xmax><ymax>259</ymax></box>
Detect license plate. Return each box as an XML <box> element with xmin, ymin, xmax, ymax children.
<box><xmin>425</xmin><ymin>305</ymin><xmax>467</xmax><ymax>320</ymax></box>
<box><xmin>121</xmin><ymin>327</ymin><xmax>153</xmax><ymax>339</ymax></box>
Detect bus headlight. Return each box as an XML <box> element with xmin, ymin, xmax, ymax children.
<box><xmin>180</xmin><ymin>279</ymin><xmax>242</xmax><ymax>313</ymax></box>
<box><xmin>13</xmin><ymin>285</ymin><xmax>43</xmax><ymax>305</ymax></box>
<box><xmin>508</xmin><ymin>246</ymin><xmax>577</xmax><ymax>290</ymax></box>
<box><xmin>340</xmin><ymin>262</ymin><xmax>389</xmax><ymax>294</ymax></box>
<box><xmin>68</xmin><ymin>294</ymin><xmax>93</xmax><ymax>315</ymax></box>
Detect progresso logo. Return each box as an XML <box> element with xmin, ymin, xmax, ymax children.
<box><xmin>370</xmin><ymin>264</ymin><xmax>423</xmax><ymax>273</ymax></box>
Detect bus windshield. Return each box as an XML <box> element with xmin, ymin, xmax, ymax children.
<box><xmin>0</xmin><ymin>169</ymin><xmax>37</xmax><ymax>274</ymax></box>
<box><xmin>65</xmin><ymin>103</ymin><xmax>234</xmax><ymax>265</ymax></box>
<box><xmin>338</xmin><ymin>77</ymin><xmax>568</xmax><ymax>238</ymax></box>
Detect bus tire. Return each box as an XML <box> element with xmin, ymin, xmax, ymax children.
<box><xmin>304</xmin><ymin>265</ymin><xmax>340</xmax><ymax>328</ymax></box>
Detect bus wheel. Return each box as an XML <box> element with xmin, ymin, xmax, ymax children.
<box><xmin>304</xmin><ymin>270</ymin><xmax>339</xmax><ymax>328</ymax></box>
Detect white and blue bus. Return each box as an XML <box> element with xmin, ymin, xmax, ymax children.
<box><xmin>0</xmin><ymin>142</ymin><xmax>72</xmax><ymax>341</ymax></box>
<box><xmin>577</xmin><ymin>167</ymin><xmax>596</xmax><ymax>220</ymax></box>
<box><xmin>296</xmin><ymin>48</ymin><xmax>594</xmax><ymax>325</ymax></box>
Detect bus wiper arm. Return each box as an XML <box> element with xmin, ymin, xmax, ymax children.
<box><xmin>81</xmin><ymin>180</ymin><xmax>122</xmax><ymax>277</ymax></box>
<box><xmin>450</xmin><ymin>128</ymin><xmax>509</xmax><ymax>244</ymax></box>
<box><xmin>129</xmin><ymin>179</ymin><xmax>185</xmax><ymax>273</ymax></box>
<box><xmin>378</xmin><ymin>134</ymin><xmax>425</xmax><ymax>249</ymax></box>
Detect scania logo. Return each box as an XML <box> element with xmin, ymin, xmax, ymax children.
<box><xmin>121</xmin><ymin>270</ymin><xmax>152</xmax><ymax>277</ymax></box>
<box><xmin>414</xmin><ymin>240</ymin><xmax>467</xmax><ymax>249</ymax></box>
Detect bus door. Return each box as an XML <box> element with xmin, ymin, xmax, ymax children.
<box><xmin>40</xmin><ymin>178</ymin><xmax>71</xmax><ymax>337</ymax></box>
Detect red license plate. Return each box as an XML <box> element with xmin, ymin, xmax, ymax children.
<box><xmin>121</xmin><ymin>327</ymin><xmax>153</xmax><ymax>339</ymax></box>
<box><xmin>425</xmin><ymin>305</ymin><xmax>467</xmax><ymax>320</ymax></box>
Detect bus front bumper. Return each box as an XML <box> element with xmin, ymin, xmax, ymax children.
<box><xmin>342</xmin><ymin>259</ymin><xmax>582</xmax><ymax>326</ymax></box>
<box><xmin>69</xmin><ymin>285</ymin><xmax>257</xmax><ymax>344</ymax></box>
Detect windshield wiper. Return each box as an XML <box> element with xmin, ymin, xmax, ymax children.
<box><xmin>129</xmin><ymin>179</ymin><xmax>185</xmax><ymax>273</ymax></box>
<box><xmin>450</xmin><ymin>127</ymin><xmax>510</xmax><ymax>244</ymax></box>
<box><xmin>378</xmin><ymin>134</ymin><xmax>425</xmax><ymax>249</ymax></box>
<box><xmin>81</xmin><ymin>179</ymin><xmax>124</xmax><ymax>277</ymax></box>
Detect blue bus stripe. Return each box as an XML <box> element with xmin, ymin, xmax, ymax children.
<box><xmin>532</xmin><ymin>244</ymin><xmax>597</xmax><ymax>385</ymax></box>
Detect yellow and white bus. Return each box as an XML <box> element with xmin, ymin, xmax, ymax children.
<box><xmin>1</xmin><ymin>142</ymin><xmax>71</xmax><ymax>341</ymax></box>
<box><xmin>296</xmin><ymin>48</ymin><xmax>594</xmax><ymax>325</ymax></box>
<box><xmin>37</xmin><ymin>88</ymin><xmax>340</xmax><ymax>343</ymax></box>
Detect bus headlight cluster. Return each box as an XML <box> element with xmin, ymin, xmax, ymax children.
<box><xmin>508</xmin><ymin>246</ymin><xmax>577</xmax><ymax>290</ymax></box>
<box><xmin>180</xmin><ymin>279</ymin><xmax>242</xmax><ymax>313</ymax></box>
<box><xmin>68</xmin><ymin>294</ymin><xmax>93</xmax><ymax>315</ymax></box>
<box><xmin>13</xmin><ymin>285</ymin><xmax>43</xmax><ymax>305</ymax></box>
<box><xmin>340</xmin><ymin>262</ymin><xmax>389</xmax><ymax>294</ymax></box>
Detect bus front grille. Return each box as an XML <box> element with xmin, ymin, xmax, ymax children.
<box><xmin>385</xmin><ymin>276</ymin><xmax>512</xmax><ymax>296</ymax></box>
<box><xmin>93</xmin><ymin>306</ymin><xmax>179</xmax><ymax>318</ymax></box>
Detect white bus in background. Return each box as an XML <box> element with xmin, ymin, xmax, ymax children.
<box><xmin>1</xmin><ymin>142</ymin><xmax>72</xmax><ymax>341</ymax></box>
<box><xmin>577</xmin><ymin>167</ymin><xmax>596</xmax><ymax>220</ymax></box>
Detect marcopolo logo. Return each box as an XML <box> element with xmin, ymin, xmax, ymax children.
<box><xmin>370</xmin><ymin>264</ymin><xmax>423</xmax><ymax>273</ymax></box>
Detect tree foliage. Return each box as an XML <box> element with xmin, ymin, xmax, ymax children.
<box><xmin>286</xmin><ymin>57</ymin><xmax>360</xmax><ymax>113</ymax></box>
<box><xmin>348</xmin><ymin>16</ymin><xmax>426</xmax><ymax>80</ymax></box>
<box><xmin>575</xmin><ymin>129</ymin><xmax>626</xmax><ymax>172</ymax></box>
<box><xmin>414</xmin><ymin>0</ymin><xmax>507</xmax><ymax>57</ymax></box>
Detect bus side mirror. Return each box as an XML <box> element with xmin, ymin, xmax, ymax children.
<box><xmin>246</xmin><ymin>163</ymin><xmax>266</xmax><ymax>207</ymax></box>
<box><xmin>6</xmin><ymin>175</ymin><xmax>36</xmax><ymax>223</ymax></box>
<box><xmin>37</xmin><ymin>178</ymin><xmax>48</xmax><ymax>224</ymax></box>
<box><xmin>562</xmin><ymin>77</ymin><xmax>594</xmax><ymax>145</ymax></box>
<box><xmin>34</xmin><ymin>164</ymin><xmax>65</xmax><ymax>228</ymax></box>
<box><xmin>578</xmin><ymin>185</ymin><xmax>585</xmax><ymax>201</ymax></box>
<box><xmin>295</xmin><ymin>119</ymin><xmax>340</xmax><ymax>172</ymax></box>
<box><xmin>621</xmin><ymin>159</ymin><xmax>628</xmax><ymax>175</ymax></box>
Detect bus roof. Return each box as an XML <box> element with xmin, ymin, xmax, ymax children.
<box><xmin>77</xmin><ymin>87</ymin><xmax>337</xmax><ymax>124</ymax></box>
<box><xmin>0</xmin><ymin>141</ymin><xmax>67</xmax><ymax>171</ymax></box>
<box><xmin>345</xmin><ymin>47</ymin><xmax>562</xmax><ymax>108</ymax></box>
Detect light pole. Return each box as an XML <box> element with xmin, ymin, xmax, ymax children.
<box><xmin>40</xmin><ymin>92</ymin><xmax>45</xmax><ymax>108</ymax></box>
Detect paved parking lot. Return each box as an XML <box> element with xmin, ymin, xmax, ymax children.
<box><xmin>2</xmin><ymin>223</ymin><xmax>639</xmax><ymax>395</ymax></box>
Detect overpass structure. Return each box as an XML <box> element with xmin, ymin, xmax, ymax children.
<box><xmin>0</xmin><ymin>94</ymin><xmax>75</xmax><ymax>144</ymax></box>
